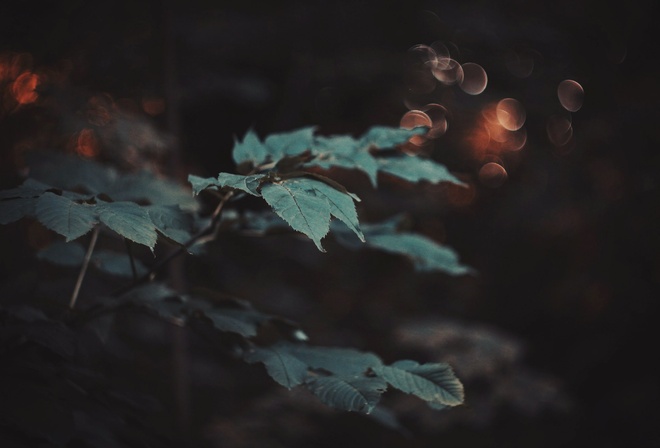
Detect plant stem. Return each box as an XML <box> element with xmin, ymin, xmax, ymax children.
<box><xmin>69</xmin><ymin>226</ymin><xmax>100</xmax><ymax>309</ymax></box>
<box><xmin>125</xmin><ymin>238</ymin><xmax>138</xmax><ymax>280</ymax></box>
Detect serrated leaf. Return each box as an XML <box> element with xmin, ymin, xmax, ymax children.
<box><xmin>35</xmin><ymin>193</ymin><xmax>97</xmax><ymax>241</ymax></box>
<box><xmin>308</xmin><ymin>181</ymin><xmax>364</xmax><ymax>242</ymax></box>
<box><xmin>0</xmin><ymin>197</ymin><xmax>37</xmax><ymax>224</ymax></box>
<box><xmin>366</xmin><ymin>233</ymin><xmax>471</xmax><ymax>275</ymax></box>
<box><xmin>372</xmin><ymin>360</ymin><xmax>464</xmax><ymax>406</ymax></box>
<box><xmin>360</xmin><ymin>126</ymin><xmax>428</xmax><ymax>150</ymax></box>
<box><xmin>97</xmin><ymin>201</ymin><xmax>158</xmax><ymax>250</ymax></box>
<box><xmin>264</xmin><ymin>126</ymin><xmax>316</xmax><ymax>161</ymax></box>
<box><xmin>188</xmin><ymin>175</ymin><xmax>218</xmax><ymax>196</ymax></box>
<box><xmin>377</xmin><ymin>156</ymin><xmax>463</xmax><ymax>185</ymax></box>
<box><xmin>91</xmin><ymin>250</ymin><xmax>148</xmax><ymax>278</ymax></box>
<box><xmin>147</xmin><ymin>205</ymin><xmax>193</xmax><ymax>245</ymax></box>
<box><xmin>244</xmin><ymin>344</ymin><xmax>310</xmax><ymax>389</ymax></box>
<box><xmin>0</xmin><ymin>178</ymin><xmax>51</xmax><ymax>199</ymax></box>
<box><xmin>306</xmin><ymin>135</ymin><xmax>379</xmax><ymax>186</ymax></box>
<box><xmin>261</xmin><ymin>179</ymin><xmax>331</xmax><ymax>252</ymax></box>
<box><xmin>216</xmin><ymin>172</ymin><xmax>264</xmax><ymax>196</ymax></box>
<box><xmin>232</xmin><ymin>128</ymin><xmax>270</xmax><ymax>166</ymax></box>
<box><xmin>306</xmin><ymin>374</ymin><xmax>386</xmax><ymax>413</ymax></box>
<box><xmin>280</xmin><ymin>343</ymin><xmax>383</xmax><ymax>376</ymax></box>
<box><xmin>37</xmin><ymin>241</ymin><xmax>86</xmax><ymax>267</ymax></box>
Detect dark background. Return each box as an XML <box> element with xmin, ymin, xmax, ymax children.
<box><xmin>1</xmin><ymin>0</ymin><xmax>659</xmax><ymax>447</ymax></box>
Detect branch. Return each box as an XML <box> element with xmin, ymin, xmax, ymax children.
<box><xmin>69</xmin><ymin>226</ymin><xmax>100</xmax><ymax>309</ymax></box>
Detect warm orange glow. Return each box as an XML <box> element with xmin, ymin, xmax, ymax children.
<box><xmin>142</xmin><ymin>97</ymin><xmax>166</xmax><ymax>116</ymax></box>
<box><xmin>400</xmin><ymin>110</ymin><xmax>432</xmax><ymax>149</ymax></box>
<box><xmin>87</xmin><ymin>94</ymin><xmax>115</xmax><ymax>126</ymax></box>
<box><xmin>75</xmin><ymin>128</ymin><xmax>100</xmax><ymax>158</ymax></box>
<box><xmin>12</xmin><ymin>72</ymin><xmax>39</xmax><ymax>105</ymax></box>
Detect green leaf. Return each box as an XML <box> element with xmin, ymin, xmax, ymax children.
<box><xmin>106</xmin><ymin>171</ymin><xmax>198</xmax><ymax>210</ymax></box>
<box><xmin>306</xmin><ymin>374</ymin><xmax>386</xmax><ymax>413</ymax></box>
<box><xmin>91</xmin><ymin>250</ymin><xmax>148</xmax><ymax>278</ymax></box>
<box><xmin>188</xmin><ymin>175</ymin><xmax>218</xmax><ymax>196</ymax></box>
<box><xmin>372</xmin><ymin>360</ymin><xmax>464</xmax><ymax>407</ymax></box>
<box><xmin>360</xmin><ymin>126</ymin><xmax>427</xmax><ymax>150</ymax></box>
<box><xmin>306</xmin><ymin>135</ymin><xmax>379</xmax><ymax>186</ymax></box>
<box><xmin>309</xmin><ymin>181</ymin><xmax>364</xmax><ymax>242</ymax></box>
<box><xmin>365</xmin><ymin>233</ymin><xmax>471</xmax><ymax>275</ymax></box>
<box><xmin>279</xmin><ymin>343</ymin><xmax>383</xmax><ymax>376</ymax></box>
<box><xmin>264</xmin><ymin>126</ymin><xmax>316</xmax><ymax>161</ymax></box>
<box><xmin>35</xmin><ymin>193</ymin><xmax>97</xmax><ymax>241</ymax></box>
<box><xmin>216</xmin><ymin>173</ymin><xmax>264</xmax><ymax>196</ymax></box>
<box><xmin>232</xmin><ymin>128</ymin><xmax>270</xmax><ymax>166</ymax></box>
<box><xmin>0</xmin><ymin>178</ymin><xmax>51</xmax><ymax>199</ymax></box>
<box><xmin>377</xmin><ymin>156</ymin><xmax>463</xmax><ymax>185</ymax></box>
<box><xmin>244</xmin><ymin>344</ymin><xmax>310</xmax><ymax>389</ymax></box>
<box><xmin>0</xmin><ymin>197</ymin><xmax>37</xmax><ymax>225</ymax></box>
<box><xmin>261</xmin><ymin>179</ymin><xmax>331</xmax><ymax>252</ymax></box>
<box><xmin>147</xmin><ymin>205</ymin><xmax>194</xmax><ymax>245</ymax></box>
<box><xmin>37</xmin><ymin>241</ymin><xmax>86</xmax><ymax>267</ymax></box>
<box><xmin>97</xmin><ymin>201</ymin><xmax>158</xmax><ymax>250</ymax></box>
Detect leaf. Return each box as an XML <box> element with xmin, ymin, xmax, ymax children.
<box><xmin>306</xmin><ymin>135</ymin><xmax>379</xmax><ymax>186</ymax></box>
<box><xmin>372</xmin><ymin>360</ymin><xmax>464</xmax><ymax>407</ymax></box>
<box><xmin>26</xmin><ymin>150</ymin><xmax>117</xmax><ymax>194</ymax></box>
<box><xmin>105</xmin><ymin>170</ymin><xmax>198</xmax><ymax>210</ymax></box>
<box><xmin>244</xmin><ymin>344</ymin><xmax>310</xmax><ymax>389</ymax></box>
<box><xmin>232</xmin><ymin>128</ymin><xmax>270</xmax><ymax>166</ymax></box>
<box><xmin>0</xmin><ymin>197</ymin><xmax>37</xmax><ymax>224</ymax></box>
<box><xmin>377</xmin><ymin>156</ymin><xmax>464</xmax><ymax>185</ymax></box>
<box><xmin>0</xmin><ymin>178</ymin><xmax>51</xmax><ymax>199</ymax></box>
<box><xmin>306</xmin><ymin>374</ymin><xmax>386</xmax><ymax>413</ymax></box>
<box><xmin>188</xmin><ymin>175</ymin><xmax>218</xmax><ymax>196</ymax></box>
<box><xmin>202</xmin><ymin>308</ymin><xmax>267</xmax><ymax>337</ymax></box>
<box><xmin>360</xmin><ymin>125</ymin><xmax>427</xmax><ymax>150</ymax></box>
<box><xmin>309</xmin><ymin>180</ymin><xmax>364</xmax><ymax>242</ymax></box>
<box><xmin>37</xmin><ymin>241</ymin><xmax>86</xmax><ymax>267</ymax></box>
<box><xmin>91</xmin><ymin>250</ymin><xmax>148</xmax><ymax>278</ymax></box>
<box><xmin>279</xmin><ymin>343</ymin><xmax>383</xmax><ymax>376</ymax></box>
<box><xmin>264</xmin><ymin>126</ymin><xmax>316</xmax><ymax>161</ymax></box>
<box><xmin>147</xmin><ymin>204</ymin><xmax>194</xmax><ymax>245</ymax></box>
<box><xmin>261</xmin><ymin>179</ymin><xmax>331</xmax><ymax>252</ymax></box>
<box><xmin>35</xmin><ymin>192</ymin><xmax>97</xmax><ymax>241</ymax></box>
<box><xmin>365</xmin><ymin>233</ymin><xmax>471</xmax><ymax>275</ymax></box>
<box><xmin>97</xmin><ymin>201</ymin><xmax>158</xmax><ymax>250</ymax></box>
<box><xmin>216</xmin><ymin>173</ymin><xmax>264</xmax><ymax>196</ymax></box>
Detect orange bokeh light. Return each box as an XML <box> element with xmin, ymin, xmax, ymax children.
<box><xmin>75</xmin><ymin>128</ymin><xmax>100</xmax><ymax>158</ymax></box>
<box><xmin>12</xmin><ymin>71</ymin><xmax>39</xmax><ymax>105</ymax></box>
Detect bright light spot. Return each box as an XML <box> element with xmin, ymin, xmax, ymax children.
<box><xmin>12</xmin><ymin>72</ymin><xmax>39</xmax><ymax>105</ymax></box>
<box><xmin>422</xmin><ymin>103</ymin><xmax>449</xmax><ymax>137</ymax></box>
<box><xmin>431</xmin><ymin>58</ymin><xmax>464</xmax><ymax>85</ymax></box>
<box><xmin>459</xmin><ymin>63</ymin><xmax>487</xmax><ymax>95</ymax></box>
<box><xmin>558</xmin><ymin>79</ymin><xmax>584</xmax><ymax>112</ymax></box>
<box><xmin>479</xmin><ymin>162</ymin><xmax>508</xmax><ymax>188</ymax></box>
<box><xmin>400</xmin><ymin>110</ymin><xmax>432</xmax><ymax>149</ymax></box>
<box><xmin>546</xmin><ymin>114</ymin><xmax>573</xmax><ymax>146</ymax></box>
<box><xmin>496</xmin><ymin>98</ymin><xmax>526</xmax><ymax>131</ymax></box>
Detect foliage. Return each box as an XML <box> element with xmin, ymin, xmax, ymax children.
<box><xmin>0</xmin><ymin>124</ymin><xmax>470</xmax><ymax>445</ymax></box>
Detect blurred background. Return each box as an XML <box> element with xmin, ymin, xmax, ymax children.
<box><xmin>1</xmin><ymin>0</ymin><xmax>659</xmax><ymax>447</ymax></box>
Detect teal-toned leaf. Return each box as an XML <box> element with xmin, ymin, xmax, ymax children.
<box><xmin>91</xmin><ymin>250</ymin><xmax>148</xmax><ymax>278</ymax></box>
<box><xmin>216</xmin><ymin>172</ymin><xmax>264</xmax><ymax>196</ymax></box>
<box><xmin>232</xmin><ymin>128</ymin><xmax>270</xmax><ymax>166</ymax></box>
<box><xmin>264</xmin><ymin>126</ymin><xmax>316</xmax><ymax>161</ymax></box>
<box><xmin>0</xmin><ymin>178</ymin><xmax>51</xmax><ymax>199</ymax></box>
<box><xmin>0</xmin><ymin>197</ymin><xmax>37</xmax><ymax>224</ymax></box>
<box><xmin>306</xmin><ymin>135</ymin><xmax>379</xmax><ymax>186</ymax></box>
<box><xmin>308</xmin><ymin>181</ymin><xmax>364</xmax><ymax>242</ymax></box>
<box><xmin>306</xmin><ymin>374</ymin><xmax>386</xmax><ymax>413</ymax></box>
<box><xmin>261</xmin><ymin>179</ymin><xmax>331</xmax><ymax>252</ymax></box>
<box><xmin>105</xmin><ymin>170</ymin><xmax>198</xmax><ymax>210</ymax></box>
<box><xmin>37</xmin><ymin>241</ymin><xmax>86</xmax><ymax>267</ymax></box>
<box><xmin>97</xmin><ymin>201</ymin><xmax>158</xmax><ymax>250</ymax></box>
<box><xmin>244</xmin><ymin>344</ymin><xmax>310</xmax><ymax>389</ymax></box>
<box><xmin>27</xmin><ymin>151</ymin><xmax>117</xmax><ymax>194</ymax></box>
<box><xmin>360</xmin><ymin>126</ymin><xmax>427</xmax><ymax>150</ymax></box>
<box><xmin>377</xmin><ymin>156</ymin><xmax>463</xmax><ymax>185</ymax></box>
<box><xmin>202</xmin><ymin>308</ymin><xmax>267</xmax><ymax>337</ymax></box>
<box><xmin>280</xmin><ymin>343</ymin><xmax>383</xmax><ymax>376</ymax></box>
<box><xmin>35</xmin><ymin>193</ymin><xmax>97</xmax><ymax>241</ymax></box>
<box><xmin>372</xmin><ymin>360</ymin><xmax>464</xmax><ymax>407</ymax></box>
<box><xmin>147</xmin><ymin>205</ymin><xmax>193</xmax><ymax>245</ymax></box>
<box><xmin>366</xmin><ymin>233</ymin><xmax>471</xmax><ymax>275</ymax></box>
<box><xmin>188</xmin><ymin>175</ymin><xmax>218</xmax><ymax>196</ymax></box>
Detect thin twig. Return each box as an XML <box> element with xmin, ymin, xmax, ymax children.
<box><xmin>125</xmin><ymin>238</ymin><xmax>138</xmax><ymax>280</ymax></box>
<box><xmin>69</xmin><ymin>226</ymin><xmax>100</xmax><ymax>309</ymax></box>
